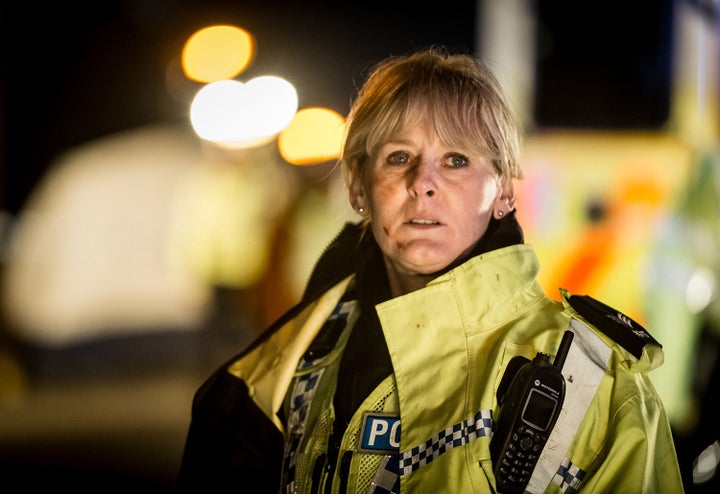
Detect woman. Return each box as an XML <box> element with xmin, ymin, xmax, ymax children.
<box><xmin>178</xmin><ymin>47</ymin><xmax>683</xmax><ymax>493</ymax></box>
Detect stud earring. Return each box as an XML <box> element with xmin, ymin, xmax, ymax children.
<box><xmin>497</xmin><ymin>210</ymin><xmax>504</xmax><ymax>217</ymax></box>
<box><xmin>358</xmin><ymin>207</ymin><xmax>364</xmax><ymax>213</ymax></box>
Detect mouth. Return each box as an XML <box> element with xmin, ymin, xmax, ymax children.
<box><xmin>408</xmin><ymin>219</ymin><xmax>441</xmax><ymax>225</ymax></box>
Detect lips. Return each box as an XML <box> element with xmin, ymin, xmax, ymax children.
<box><xmin>408</xmin><ymin>219</ymin><xmax>440</xmax><ymax>225</ymax></box>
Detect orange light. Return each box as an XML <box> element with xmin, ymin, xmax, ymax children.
<box><xmin>182</xmin><ymin>25</ymin><xmax>255</xmax><ymax>83</ymax></box>
<box><xmin>278</xmin><ymin>107</ymin><xmax>346</xmax><ymax>165</ymax></box>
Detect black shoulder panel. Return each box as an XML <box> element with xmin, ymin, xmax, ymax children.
<box><xmin>567</xmin><ymin>294</ymin><xmax>660</xmax><ymax>359</ymax></box>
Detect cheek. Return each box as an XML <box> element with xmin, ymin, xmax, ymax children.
<box><xmin>373</xmin><ymin>173</ymin><xmax>398</xmax><ymax>194</ymax></box>
<box><xmin>476</xmin><ymin>181</ymin><xmax>500</xmax><ymax>212</ymax></box>
<box><xmin>370</xmin><ymin>175</ymin><xmax>402</xmax><ymax>242</ymax></box>
<box><xmin>371</xmin><ymin>174</ymin><xmax>403</xmax><ymax>209</ymax></box>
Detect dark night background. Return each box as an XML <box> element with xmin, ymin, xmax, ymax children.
<box><xmin>0</xmin><ymin>0</ymin><xmax>480</xmax><ymax>217</ymax></box>
<box><xmin>0</xmin><ymin>0</ymin><xmax>677</xmax><ymax>217</ymax></box>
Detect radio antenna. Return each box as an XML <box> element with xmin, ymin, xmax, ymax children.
<box><xmin>553</xmin><ymin>330</ymin><xmax>574</xmax><ymax>371</ymax></box>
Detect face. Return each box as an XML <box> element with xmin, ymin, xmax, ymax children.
<box><xmin>352</xmin><ymin>126</ymin><xmax>513</xmax><ymax>282</ymax></box>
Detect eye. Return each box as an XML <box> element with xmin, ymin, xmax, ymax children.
<box><xmin>386</xmin><ymin>150</ymin><xmax>412</xmax><ymax>166</ymax></box>
<box><xmin>446</xmin><ymin>153</ymin><xmax>469</xmax><ymax>168</ymax></box>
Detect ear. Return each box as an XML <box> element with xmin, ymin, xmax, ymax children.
<box><xmin>349</xmin><ymin>177</ymin><xmax>368</xmax><ymax>215</ymax></box>
<box><xmin>493</xmin><ymin>179</ymin><xmax>515</xmax><ymax>219</ymax></box>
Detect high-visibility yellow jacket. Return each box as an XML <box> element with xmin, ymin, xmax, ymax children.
<box><xmin>178</xmin><ymin>221</ymin><xmax>683</xmax><ymax>493</ymax></box>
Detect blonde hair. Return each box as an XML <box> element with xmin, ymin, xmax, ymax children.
<box><xmin>340</xmin><ymin>46</ymin><xmax>523</xmax><ymax>200</ymax></box>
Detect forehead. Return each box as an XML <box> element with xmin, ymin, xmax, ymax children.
<box><xmin>381</xmin><ymin>126</ymin><xmax>449</xmax><ymax>148</ymax></box>
<box><xmin>383</xmin><ymin>109</ymin><xmax>485</xmax><ymax>155</ymax></box>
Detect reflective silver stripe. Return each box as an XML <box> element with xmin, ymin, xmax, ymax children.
<box><xmin>526</xmin><ymin>318</ymin><xmax>612</xmax><ymax>493</ymax></box>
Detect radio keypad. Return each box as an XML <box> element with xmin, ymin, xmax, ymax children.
<box><xmin>497</xmin><ymin>425</ymin><xmax>545</xmax><ymax>486</ymax></box>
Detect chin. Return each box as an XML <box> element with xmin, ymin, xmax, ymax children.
<box><xmin>401</xmin><ymin>256</ymin><xmax>454</xmax><ymax>275</ymax></box>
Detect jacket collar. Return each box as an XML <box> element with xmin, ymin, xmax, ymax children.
<box><xmin>302</xmin><ymin>211</ymin><xmax>525</xmax><ymax>305</ymax></box>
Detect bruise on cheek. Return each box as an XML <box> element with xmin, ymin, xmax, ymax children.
<box><xmin>373</xmin><ymin>169</ymin><xmax>407</xmax><ymax>250</ymax></box>
<box><xmin>373</xmin><ymin>173</ymin><xmax>398</xmax><ymax>197</ymax></box>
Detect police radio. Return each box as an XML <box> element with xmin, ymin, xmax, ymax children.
<box><xmin>491</xmin><ymin>330</ymin><xmax>574</xmax><ymax>494</ymax></box>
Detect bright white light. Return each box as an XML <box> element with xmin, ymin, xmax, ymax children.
<box><xmin>245</xmin><ymin>76</ymin><xmax>299</xmax><ymax>139</ymax></box>
<box><xmin>189</xmin><ymin>76</ymin><xmax>298</xmax><ymax>148</ymax></box>
<box><xmin>686</xmin><ymin>266</ymin><xmax>715</xmax><ymax>313</ymax></box>
<box><xmin>190</xmin><ymin>80</ymin><xmax>248</xmax><ymax>142</ymax></box>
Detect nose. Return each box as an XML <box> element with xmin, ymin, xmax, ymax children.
<box><xmin>408</xmin><ymin>159</ymin><xmax>437</xmax><ymax>198</ymax></box>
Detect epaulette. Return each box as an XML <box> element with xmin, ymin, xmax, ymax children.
<box><xmin>565</xmin><ymin>292</ymin><xmax>660</xmax><ymax>359</ymax></box>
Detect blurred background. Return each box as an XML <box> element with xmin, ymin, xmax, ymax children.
<box><xmin>0</xmin><ymin>0</ymin><xmax>718</xmax><ymax>491</ymax></box>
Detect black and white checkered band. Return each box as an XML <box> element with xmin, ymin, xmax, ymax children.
<box><xmin>397</xmin><ymin>409</ymin><xmax>493</xmax><ymax>475</ymax></box>
<box><xmin>287</xmin><ymin>369</ymin><xmax>324</xmax><ymax>433</ymax></box>
<box><xmin>332</xmin><ymin>299</ymin><xmax>356</xmax><ymax>319</ymax></box>
<box><xmin>552</xmin><ymin>457</ymin><xmax>586</xmax><ymax>493</ymax></box>
<box><xmin>282</xmin><ymin>298</ymin><xmax>357</xmax><ymax>492</ymax></box>
<box><xmin>298</xmin><ymin>299</ymin><xmax>357</xmax><ymax>369</ymax></box>
<box><xmin>282</xmin><ymin>369</ymin><xmax>324</xmax><ymax>492</ymax></box>
<box><xmin>368</xmin><ymin>455</ymin><xmax>400</xmax><ymax>494</ymax></box>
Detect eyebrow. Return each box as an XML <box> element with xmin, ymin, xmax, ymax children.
<box><xmin>382</xmin><ymin>137</ymin><xmax>415</xmax><ymax>147</ymax></box>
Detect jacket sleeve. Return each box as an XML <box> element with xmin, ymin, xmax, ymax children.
<box><xmin>176</xmin><ymin>367</ymin><xmax>284</xmax><ymax>493</ymax></box>
<box><xmin>579</xmin><ymin>373</ymin><xmax>684</xmax><ymax>493</ymax></box>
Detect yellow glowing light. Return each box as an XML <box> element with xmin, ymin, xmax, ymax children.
<box><xmin>278</xmin><ymin>107</ymin><xmax>346</xmax><ymax>165</ymax></box>
<box><xmin>182</xmin><ymin>25</ymin><xmax>255</xmax><ymax>83</ymax></box>
<box><xmin>189</xmin><ymin>76</ymin><xmax>298</xmax><ymax>148</ymax></box>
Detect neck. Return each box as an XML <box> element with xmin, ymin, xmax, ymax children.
<box><xmin>383</xmin><ymin>257</ymin><xmax>437</xmax><ymax>297</ymax></box>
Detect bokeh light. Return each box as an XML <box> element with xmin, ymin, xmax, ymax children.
<box><xmin>686</xmin><ymin>267</ymin><xmax>715</xmax><ymax>314</ymax></box>
<box><xmin>189</xmin><ymin>76</ymin><xmax>298</xmax><ymax>148</ymax></box>
<box><xmin>182</xmin><ymin>25</ymin><xmax>255</xmax><ymax>83</ymax></box>
<box><xmin>244</xmin><ymin>76</ymin><xmax>299</xmax><ymax>141</ymax></box>
<box><xmin>278</xmin><ymin>107</ymin><xmax>346</xmax><ymax>165</ymax></box>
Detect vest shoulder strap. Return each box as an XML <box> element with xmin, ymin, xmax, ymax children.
<box><xmin>562</xmin><ymin>288</ymin><xmax>660</xmax><ymax>358</ymax></box>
